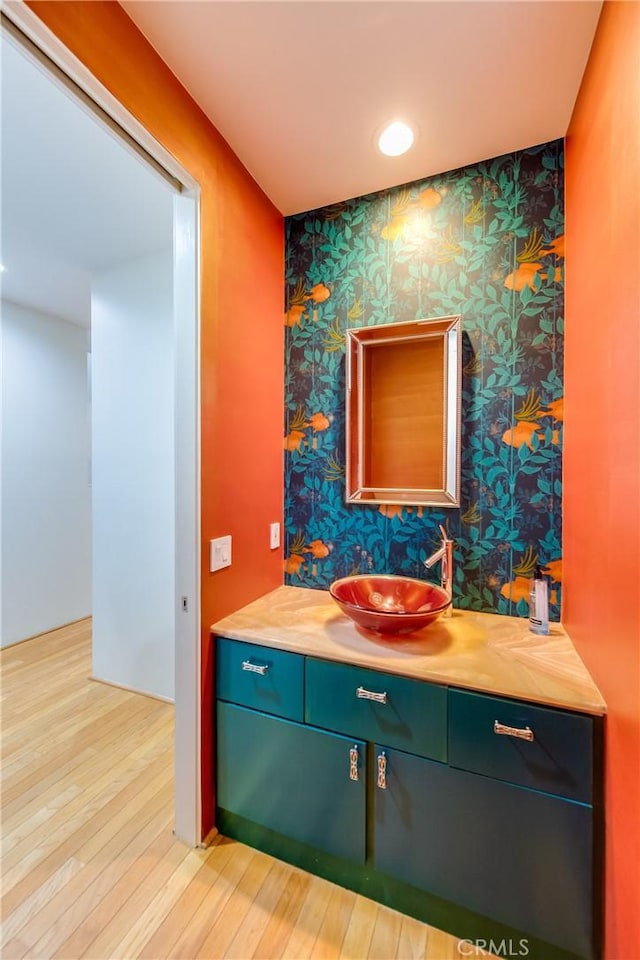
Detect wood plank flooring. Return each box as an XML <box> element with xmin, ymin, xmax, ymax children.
<box><xmin>1</xmin><ymin>621</ymin><xmax>469</xmax><ymax>959</ymax></box>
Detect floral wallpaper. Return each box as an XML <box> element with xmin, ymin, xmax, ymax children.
<box><xmin>284</xmin><ymin>141</ymin><xmax>564</xmax><ymax>620</ymax></box>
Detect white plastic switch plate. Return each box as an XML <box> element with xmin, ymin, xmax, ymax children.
<box><xmin>269</xmin><ymin>522</ymin><xmax>281</xmax><ymax>550</ymax></box>
<box><xmin>210</xmin><ymin>535</ymin><xmax>232</xmax><ymax>572</ymax></box>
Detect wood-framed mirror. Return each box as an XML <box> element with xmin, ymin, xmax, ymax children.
<box><xmin>345</xmin><ymin>314</ymin><xmax>462</xmax><ymax>507</ymax></box>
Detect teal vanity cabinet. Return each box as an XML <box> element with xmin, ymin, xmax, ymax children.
<box><xmin>374</xmin><ymin>747</ymin><xmax>597</xmax><ymax>959</ymax></box>
<box><xmin>215</xmin><ymin>637</ymin><xmax>603</xmax><ymax>960</ymax></box>
<box><xmin>443</xmin><ymin>688</ymin><xmax>601</xmax><ymax>959</ymax></box>
<box><xmin>373</xmin><ymin>746</ymin><xmax>455</xmax><ymax>893</ymax></box>
<box><xmin>216</xmin><ymin>639</ymin><xmax>366</xmax><ymax>862</ymax></box>
<box><xmin>217</xmin><ymin>702</ymin><xmax>366</xmax><ymax>862</ymax></box>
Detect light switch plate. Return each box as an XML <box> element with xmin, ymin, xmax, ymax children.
<box><xmin>269</xmin><ymin>522</ymin><xmax>280</xmax><ymax>550</ymax></box>
<box><xmin>210</xmin><ymin>535</ymin><xmax>232</xmax><ymax>572</ymax></box>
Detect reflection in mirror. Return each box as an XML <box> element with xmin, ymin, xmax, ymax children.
<box><xmin>346</xmin><ymin>315</ymin><xmax>461</xmax><ymax>507</ymax></box>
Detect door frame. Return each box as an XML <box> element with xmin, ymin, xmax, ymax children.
<box><xmin>2</xmin><ymin>1</ymin><xmax>203</xmax><ymax>845</ymax></box>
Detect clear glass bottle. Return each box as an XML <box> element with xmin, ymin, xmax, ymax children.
<box><xmin>529</xmin><ymin>565</ymin><xmax>549</xmax><ymax>635</ymax></box>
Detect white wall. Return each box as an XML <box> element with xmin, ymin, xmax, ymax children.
<box><xmin>1</xmin><ymin>300</ymin><xmax>91</xmax><ymax>647</ymax></box>
<box><xmin>91</xmin><ymin>251</ymin><xmax>174</xmax><ymax>701</ymax></box>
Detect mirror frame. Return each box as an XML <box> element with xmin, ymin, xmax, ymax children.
<box><xmin>345</xmin><ymin>314</ymin><xmax>462</xmax><ymax>507</ymax></box>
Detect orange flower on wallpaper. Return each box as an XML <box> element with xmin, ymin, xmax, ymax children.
<box><xmin>542</xmin><ymin>558</ymin><xmax>563</xmax><ymax>583</ymax></box>
<box><xmin>285</xmin><ymin>281</ymin><xmax>331</xmax><ymax>324</ymax></box>
<box><xmin>501</xmin><ymin>576</ymin><xmax>556</xmax><ymax>605</ymax></box>
<box><xmin>380</xmin><ymin>216</ymin><xmax>407</xmax><ymax>242</ymax></box>
<box><xmin>381</xmin><ymin>189</ymin><xmax>413</xmax><ymax>241</ymax></box>
<box><xmin>284</xmin><ymin>304</ymin><xmax>306</xmax><ymax>328</ymax></box>
<box><xmin>541</xmin><ymin>234</ymin><xmax>565</xmax><ymax>258</ymax></box>
<box><xmin>501</xmin><ymin>420</ymin><xmax>543</xmax><ymax>449</ymax></box>
<box><xmin>284</xmin><ymin>533</ymin><xmax>306</xmax><ymax>577</ymax></box>
<box><xmin>500</xmin><ymin>546</ymin><xmax>537</xmax><ymax>604</ymax></box>
<box><xmin>500</xmin><ymin>576</ymin><xmax>532</xmax><ymax>604</ymax></box>
<box><xmin>285</xmin><ymin>279</ymin><xmax>307</xmax><ymax>327</ymax></box>
<box><xmin>306</xmin><ymin>539</ymin><xmax>330</xmax><ymax>559</ymax></box>
<box><xmin>284</xmin><ymin>554</ymin><xmax>305</xmax><ymax>576</ymax></box>
<box><xmin>502</xmin><ymin>389</ymin><xmax>544</xmax><ymax>450</ymax></box>
<box><xmin>541</xmin><ymin>397</ymin><xmax>564</xmax><ymax>422</ymax></box>
<box><xmin>283</xmin><ymin>430</ymin><xmax>306</xmax><ymax>452</ymax></box>
<box><xmin>381</xmin><ymin>186</ymin><xmax>442</xmax><ymax>241</ymax></box>
<box><xmin>307</xmin><ymin>412</ymin><xmax>330</xmax><ymax>432</ymax></box>
<box><xmin>416</xmin><ymin>186</ymin><xmax>442</xmax><ymax>210</ymax></box>
<box><xmin>504</xmin><ymin>261</ymin><xmax>543</xmax><ymax>292</ymax></box>
<box><xmin>502</xmin><ymin>422</ymin><xmax>558</xmax><ymax>448</ymax></box>
<box><xmin>305</xmin><ymin>283</ymin><xmax>331</xmax><ymax>304</ymax></box>
<box><xmin>504</xmin><ymin>228</ymin><xmax>545</xmax><ymax>292</ymax></box>
<box><xmin>505</xmin><ymin>230</ymin><xmax>565</xmax><ymax>290</ymax></box>
<box><xmin>284</xmin><ymin>406</ymin><xmax>307</xmax><ymax>452</ymax></box>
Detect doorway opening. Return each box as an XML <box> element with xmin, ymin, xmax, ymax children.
<box><xmin>1</xmin><ymin>7</ymin><xmax>201</xmax><ymax>845</ymax></box>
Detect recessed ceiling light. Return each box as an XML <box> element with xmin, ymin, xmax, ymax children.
<box><xmin>378</xmin><ymin>121</ymin><xmax>415</xmax><ymax>157</ymax></box>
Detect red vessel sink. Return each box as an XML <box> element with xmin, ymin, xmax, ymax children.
<box><xmin>329</xmin><ymin>575</ymin><xmax>451</xmax><ymax>635</ymax></box>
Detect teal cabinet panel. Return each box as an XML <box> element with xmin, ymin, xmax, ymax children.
<box><xmin>374</xmin><ymin>746</ymin><xmax>596</xmax><ymax>960</ymax></box>
<box><xmin>217</xmin><ymin>701</ymin><xmax>366</xmax><ymax>863</ymax></box>
<box><xmin>305</xmin><ymin>658</ymin><xmax>447</xmax><ymax>761</ymax></box>
<box><xmin>373</xmin><ymin>747</ymin><xmax>454</xmax><ymax>898</ymax></box>
<box><xmin>214</xmin><ymin>640</ymin><xmax>602</xmax><ymax>960</ymax></box>
<box><xmin>448</xmin><ymin>688</ymin><xmax>595</xmax><ymax>802</ymax></box>
<box><xmin>216</xmin><ymin>638</ymin><xmax>304</xmax><ymax>721</ymax></box>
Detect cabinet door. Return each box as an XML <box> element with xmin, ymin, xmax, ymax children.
<box><xmin>373</xmin><ymin>746</ymin><xmax>596</xmax><ymax>960</ymax></box>
<box><xmin>217</xmin><ymin>701</ymin><xmax>366</xmax><ymax>863</ymax></box>
<box><xmin>373</xmin><ymin>746</ymin><xmax>451</xmax><ymax>894</ymax></box>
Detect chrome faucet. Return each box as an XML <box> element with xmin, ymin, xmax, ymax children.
<box><xmin>424</xmin><ymin>524</ymin><xmax>454</xmax><ymax>616</ymax></box>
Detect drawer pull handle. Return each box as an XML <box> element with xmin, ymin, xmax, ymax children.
<box><xmin>377</xmin><ymin>752</ymin><xmax>387</xmax><ymax>790</ymax></box>
<box><xmin>356</xmin><ymin>686</ymin><xmax>387</xmax><ymax>704</ymax></box>
<box><xmin>493</xmin><ymin>720</ymin><xmax>534</xmax><ymax>742</ymax></box>
<box><xmin>349</xmin><ymin>745</ymin><xmax>359</xmax><ymax>781</ymax></box>
<box><xmin>241</xmin><ymin>660</ymin><xmax>269</xmax><ymax>676</ymax></box>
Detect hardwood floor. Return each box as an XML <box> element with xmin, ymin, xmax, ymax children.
<box><xmin>1</xmin><ymin>622</ymin><xmax>467</xmax><ymax>959</ymax></box>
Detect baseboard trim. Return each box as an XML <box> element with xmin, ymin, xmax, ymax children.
<box><xmin>1</xmin><ymin>615</ymin><xmax>92</xmax><ymax>650</ymax></box>
<box><xmin>199</xmin><ymin>826</ymin><xmax>220</xmax><ymax>848</ymax></box>
<box><xmin>90</xmin><ymin>675</ymin><xmax>174</xmax><ymax>705</ymax></box>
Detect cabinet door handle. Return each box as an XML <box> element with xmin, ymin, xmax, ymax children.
<box><xmin>356</xmin><ymin>686</ymin><xmax>387</xmax><ymax>704</ymax></box>
<box><xmin>349</xmin><ymin>745</ymin><xmax>359</xmax><ymax>781</ymax></box>
<box><xmin>493</xmin><ymin>720</ymin><xmax>534</xmax><ymax>742</ymax></box>
<box><xmin>241</xmin><ymin>660</ymin><xmax>269</xmax><ymax>676</ymax></box>
<box><xmin>377</xmin><ymin>752</ymin><xmax>387</xmax><ymax>790</ymax></box>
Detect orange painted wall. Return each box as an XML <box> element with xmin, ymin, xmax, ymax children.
<box><xmin>564</xmin><ymin>3</ymin><xmax>640</xmax><ymax>958</ymax></box>
<box><xmin>25</xmin><ymin>1</ymin><xmax>284</xmax><ymax>836</ymax></box>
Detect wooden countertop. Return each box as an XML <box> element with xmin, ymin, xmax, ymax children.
<box><xmin>211</xmin><ymin>586</ymin><xmax>606</xmax><ymax>716</ymax></box>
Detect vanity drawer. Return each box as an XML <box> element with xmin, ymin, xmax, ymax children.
<box><xmin>305</xmin><ymin>658</ymin><xmax>447</xmax><ymax>761</ymax></box>
<box><xmin>216</xmin><ymin>638</ymin><xmax>304</xmax><ymax>722</ymax></box>
<box><xmin>448</xmin><ymin>688</ymin><xmax>595</xmax><ymax>803</ymax></box>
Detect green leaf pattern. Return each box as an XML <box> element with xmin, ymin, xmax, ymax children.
<box><xmin>284</xmin><ymin>142</ymin><xmax>564</xmax><ymax>620</ymax></box>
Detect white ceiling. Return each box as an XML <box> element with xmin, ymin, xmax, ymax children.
<box><xmin>1</xmin><ymin>33</ymin><xmax>174</xmax><ymax>326</ymax></box>
<box><xmin>1</xmin><ymin>1</ymin><xmax>602</xmax><ymax>322</ymax></box>
<box><xmin>122</xmin><ymin>0</ymin><xmax>603</xmax><ymax>216</ymax></box>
